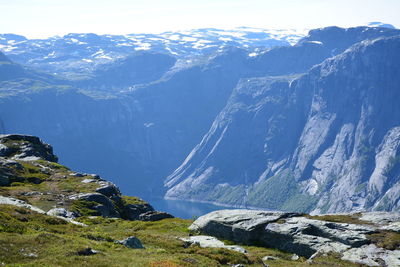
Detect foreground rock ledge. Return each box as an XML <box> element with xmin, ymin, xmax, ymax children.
<box><xmin>189</xmin><ymin>209</ymin><xmax>400</xmax><ymax>266</ymax></box>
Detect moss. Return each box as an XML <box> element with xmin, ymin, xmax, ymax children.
<box><xmin>10</xmin><ymin>182</ymin><xmax>26</xmax><ymax>187</ymax></box>
<box><xmin>187</xmin><ymin>246</ymin><xmax>252</xmax><ymax>265</ymax></box>
<box><xmin>36</xmin><ymin>160</ymin><xmax>69</xmax><ymax>171</ymax></box>
<box><xmin>11</xmin><ymin>161</ymin><xmax>50</xmax><ymax>183</ymax></box>
<box><xmin>121</xmin><ymin>195</ymin><xmax>148</xmax><ymax>205</ymax></box>
<box><xmin>367</xmin><ymin>231</ymin><xmax>400</xmax><ymax>250</ymax></box>
<box><xmin>70</xmin><ymin>200</ymin><xmax>101</xmax><ymax>216</ymax></box>
<box><xmin>306</xmin><ymin>213</ymin><xmax>372</xmax><ymax>225</ymax></box>
<box><xmin>0</xmin><ymin>211</ymin><xmax>26</xmax><ymax>234</ymax></box>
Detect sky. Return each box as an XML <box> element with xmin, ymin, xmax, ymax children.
<box><xmin>0</xmin><ymin>0</ymin><xmax>399</xmax><ymax>38</ymax></box>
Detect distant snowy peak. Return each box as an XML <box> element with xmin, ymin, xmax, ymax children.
<box><xmin>0</xmin><ymin>27</ymin><xmax>307</xmax><ymax>77</ymax></box>
<box><xmin>367</xmin><ymin>22</ymin><xmax>396</xmax><ymax>29</ymax></box>
<box><xmin>152</xmin><ymin>27</ymin><xmax>307</xmax><ymax>46</ymax></box>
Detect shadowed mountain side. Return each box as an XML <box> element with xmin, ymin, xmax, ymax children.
<box><xmin>165</xmin><ymin>36</ymin><xmax>400</xmax><ymax>213</ymax></box>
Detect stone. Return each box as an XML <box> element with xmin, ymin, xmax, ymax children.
<box><xmin>81</xmin><ymin>178</ymin><xmax>96</xmax><ymax>183</ymax></box>
<box><xmin>291</xmin><ymin>254</ymin><xmax>299</xmax><ymax>261</ymax></box>
<box><xmin>188</xmin><ymin>209</ymin><xmax>301</xmax><ymax>244</ymax></box>
<box><xmin>76</xmin><ymin>248</ymin><xmax>98</xmax><ymax>256</ymax></box>
<box><xmin>138</xmin><ymin>211</ymin><xmax>174</xmax><ymax>221</ymax></box>
<box><xmin>341</xmin><ymin>244</ymin><xmax>400</xmax><ymax>267</ymax></box>
<box><xmin>180</xmin><ymin>235</ymin><xmax>247</xmax><ymax>253</ymax></box>
<box><xmin>95</xmin><ymin>181</ymin><xmax>120</xmax><ymax>197</ymax></box>
<box><xmin>46</xmin><ymin>208</ymin><xmax>77</xmax><ymax>219</ymax></box>
<box><xmin>122</xmin><ymin>202</ymin><xmax>154</xmax><ymax>221</ymax></box>
<box><xmin>117</xmin><ymin>236</ymin><xmax>144</xmax><ymax>249</ymax></box>
<box><xmin>262</xmin><ymin>256</ymin><xmax>279</xmax><ymax>261</ymax></box>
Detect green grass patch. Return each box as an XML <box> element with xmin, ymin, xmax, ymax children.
<box><xmin>121</xmin><ymin>195</ymin><xmax>148</xmax><ymax>205</ymax></box>
<box><xmin>367</xmin><ymin>230</ymin><xmax>400</xmax><ymax>250</ymax></box>
<box><xmin>70</xmin><ymin>200</ymin><xmax>101</xmax><ymax>216</ymax></box>
<box><xmin>305</xmin><ymin>213</ymin><xmax>372</xmax><ymax>225</ymax></box>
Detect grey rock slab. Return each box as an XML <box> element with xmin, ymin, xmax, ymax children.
<box><xmin>81</xmin><ymin>178</ymin><xmax>96</xmax><ymax>183</ymax></box>
<box><xmin>0</xmin><ymin>195</ymin><xmax>45</xmax><ymax>214</ymax></box>
<box><xmin>189</xmin><ymin>209</ymin><xmax>300</xmax><ymax>232</ymax></box>
<box><xmin>360</xmin><ymin>212</ymin><xmax>400</xmax><ymax>225</ymax></box>
<box><xmin>341</xmin><ymin>244</ymin><xmax>400</xmax><ymax>267</ymax></box>
<box><xmin>46</xmin><ymin>208</ymin><xmax>77</xmax><ymax>219</ymax></box>
<box><xmin>117</xmin><ymin>236</ymin><xmax>144</xmax><ymax>249</ymax></box>
<box><xmin>189</xmin><ymin>209</ymin><xmax>398</xmax><ymax>262</ymax></box>
<box><xmin>180</xmin><ymin>235</ymin><xmax>247</xmax><ymax>253</ymax></box>
<box><xmin>138</xmin><ymin>211</ymin><xmax>174</xmax><ymax>221</ymax></box>
<box><xmin>262</xmin><ymin>256</ymin><xmax>279</xmax><ymax>261</ymax></box>
<box><xmin>95</xmin><ymin>181</ymin><xmax>120</xmax><ymax>197</ymax></box>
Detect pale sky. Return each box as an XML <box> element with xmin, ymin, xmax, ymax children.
<box><xmin>0</xmin><ymin>0</ymin><xmax>399</xmax><ymax>38</ymax></box>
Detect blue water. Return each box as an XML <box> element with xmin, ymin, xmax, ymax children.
<box><xmin>145</xmin><ymin>198</ymin><xmax>239</xmax><ymax>219</ymax></box>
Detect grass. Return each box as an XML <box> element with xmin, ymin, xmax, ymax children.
<box><xmin>0</xmin><ymin>145</ymin><xmax>375</xmax><ymax>266</ymax></box>
<box><xmin>70</xmin><ymin>200</ymin><xmax>101</xmax><ymax>216</ymax></box>
<box><xmin>367</xmin><ymin>231</ymin><xmax>400</xmax><ymax>250</ymax></box>
<box><xmin>121</xmin><ymin>196</ymin><xmax>148</xmax><ymax>206</ymax></box>
<box><xmin>0</xmin><ymin>204</ymin><xmax>362</xmax><ymax>267</ymax></box>
<box><xmin>305</xmin><ymin>213</ymin><xmax>372</xmax><ymax>225</ymax></box>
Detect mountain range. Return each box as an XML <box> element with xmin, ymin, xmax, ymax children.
<box><xmin>0</xmin><ymin>24</ymin><xmax>399</xmax><ymax>214</ymax></box>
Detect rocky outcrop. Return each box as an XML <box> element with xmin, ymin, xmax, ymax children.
<box><xmin>138</xmin><ymin>211</ymin><xmax>174</xmax><ymax>221</ymax></box>
<box><xmin>117</xmin><ymin>236</ymin><xmax>144</xmax><ymax>249</ymax></box>
<box><xmin>0</xmin><ymin>195</ymin><xmax>45</xmax><ymax>214</ymax></box>
<box><xmin>122</xmin><ymin>201</ymin><xmax>154</xmax><ymax>221</ymax></box>
<box><xmin>95</xmin><ymin>181</ymin><xmax>121</xmax><ymax>197</ymax></box>
<box><xmin>0</xmin><ymin>134</ymin><xmax>171</xmax><ymax>223</ymax></box>
<box><xmin>0</xmin><ymin>134</ymin><xmax>58</xmax><ymax>162</ymax></box>
<box><xmin>190</xmin><ymin>209</ymin><xmax>400</xmax><ymax>266</ymax></box>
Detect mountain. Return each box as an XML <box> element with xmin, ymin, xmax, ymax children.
<box><xmin>0</xmin><ymin>27</ymin><xmax>305</xmax><ymax>78</ymax></box>
<box><xmin>165</xmin><ymin>35</ymin><xmax>400</xmax><ymax>213</ymax></box>
<box><xmin>76</xmin><ymin>52</ymin><xmax>177</xmax><ymax>90</ymax></box>
<box><xmin>1</xmin><ymin>26</ymin><xmax>399</xmax><ymax>213</ymax></box>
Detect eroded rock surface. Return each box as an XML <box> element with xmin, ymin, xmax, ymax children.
<box><xmin>180</xmin><ymin>235</ymin><xmax>247</xmax><ymax>253</ymax></box>
<box><xmin>190</xmin><ymin>209</ymin><xmax>400</xmax><ymax>266</ymax></box>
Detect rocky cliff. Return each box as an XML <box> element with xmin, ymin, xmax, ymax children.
<box><xmin>0</xmin><ymin>134</ymin><xmax>172</xmax><ymax>221</ymax></box>
<box><xmin>165</xmin><ymin>35</ymin><xmax>400</xmax><ymax>214</ymax></box>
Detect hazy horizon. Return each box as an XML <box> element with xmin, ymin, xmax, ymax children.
<box><xmin>0</xmin><ymin>0</ymin><xmax>399</xmax><ymax>39</ymax></box>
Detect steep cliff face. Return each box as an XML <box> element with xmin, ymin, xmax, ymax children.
<box><xmin>0</xmin><ymin>48</ymin><xmax>250</xmax><ymax>197</ymax></box>
<box><xmin>165</xmin><ymin>36</ymin><xmax>400</xmax><ymax>213</ymax></box>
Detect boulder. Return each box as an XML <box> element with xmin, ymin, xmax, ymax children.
<box><xmin>117</xmin><ymin>236</ymin><xmax>144</xmax><ymax>249</ymax></box>
<box><xmin>46</xmin><ymin>208</ymin><xmax>77</xmax><ymax>219</ymax></box>
<box><xmin>189</xmin><ymin>209</ymin><xmax>300</xmax><ymax>244</ymax></box>
<box><xmin>180</xmin><ymin>235</ymin><xmax>246</xmax><ymax>253</ymax></box>
<box><xmin>122</xmin><ymin>202</ymin><xmax>154</xmax><ymax>220</ymax></box>
<box><xmin>138</xmin><ymin>211</ymin><xmax>174</xmax><ymax>221</ymax></box>
<box><xmin>76</xmin><ymin>248</ymin><xmax>99</xmax><ymax>256</ymax></box>
<box><xmin>95</xmin><ymin>181</ymin><xmax>120</xmax><ymax>197</ymax></box>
